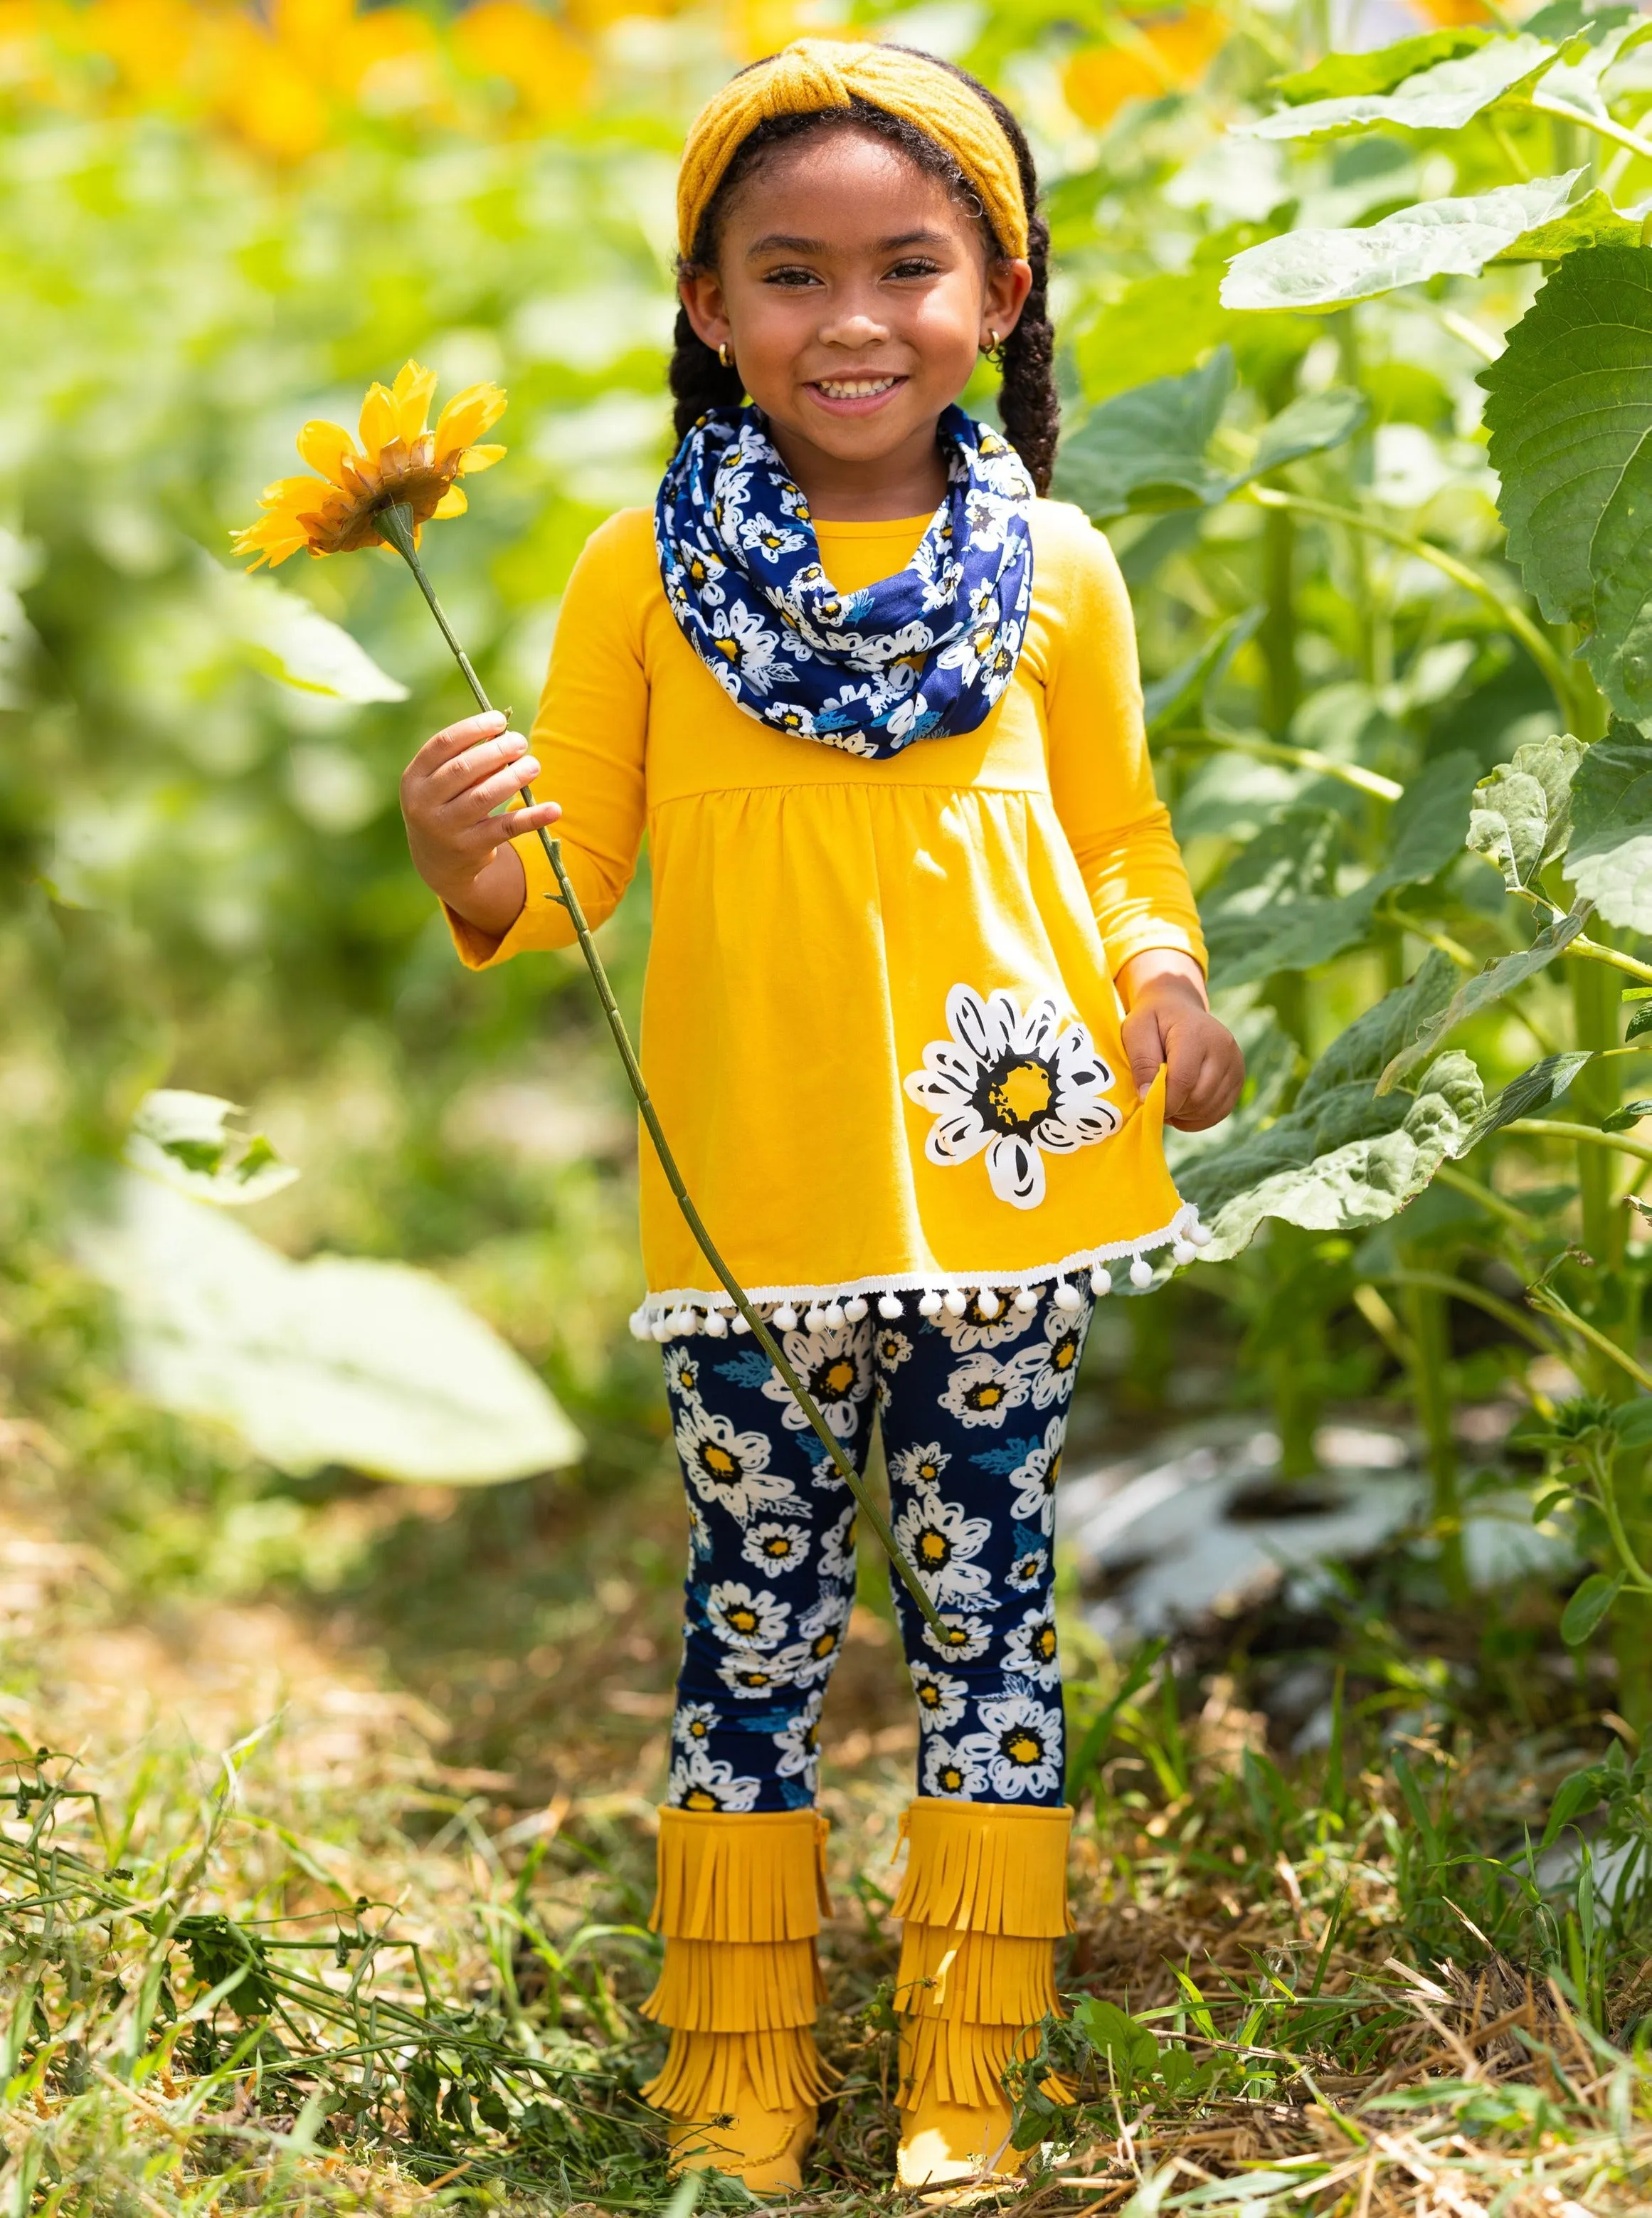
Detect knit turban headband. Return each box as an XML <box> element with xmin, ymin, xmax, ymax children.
<box><xmin>676</xmin><ymin>38</ymin><xmax>1029</xmax><ymax>264</ymax></box>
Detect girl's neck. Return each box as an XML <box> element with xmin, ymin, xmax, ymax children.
<box><xmin>766</xmin><ymin>414</ymin><xmax>951</xmax><ymax>522</ymax></box>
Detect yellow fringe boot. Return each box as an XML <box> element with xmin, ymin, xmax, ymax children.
<box><xmin>640</xmin><ymin>1806</ymin><xmax>836</xmax><ymax>2195</ymax></box>
<box><xmin>893</xmin><ymin>1798</ymin><xmax>1075</xmax><ymax>2199</ymax></box>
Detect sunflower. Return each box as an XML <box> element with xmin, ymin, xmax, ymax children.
<box><xmin>232</xmin><ymin>360</ymin><xmax>506</xmax><ymax>568</ymax></box>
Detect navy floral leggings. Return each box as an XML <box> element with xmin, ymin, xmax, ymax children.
<box><xmin>660</xmin><ymin>1286</ymin><xmax>1092</xmax><ymax>1812</ymax></box>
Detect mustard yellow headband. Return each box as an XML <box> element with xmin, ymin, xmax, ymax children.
<box><xmin>676</xmin><ymin>38</ymin><xmax>1029</xmax><ymax>264</ymax></box>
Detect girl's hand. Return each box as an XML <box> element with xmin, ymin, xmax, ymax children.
<box><xmin>1117</xmin><ymin>951</ymin><xmax>1245</xmax><ymax>1133</ymax></box>
<box><xmin>399</xmin><ymin>709</ymin><xmax>561</xmax><ymax>940</ymax></box>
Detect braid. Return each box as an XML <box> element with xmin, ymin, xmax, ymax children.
<box><xmin>671</xmin><ymin>55</ymin><xmax>1061</xmax><ymax>493</ymax></box>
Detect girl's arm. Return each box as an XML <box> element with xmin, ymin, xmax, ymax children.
<box><xmin>401</xmin><ymin>513</ymin><xmax>650</xmax><ymax>970</ymax></box>
<box><xmin>1044</xmin><ymin>512</ymin><xmax>1243</xmax><ymax>1131</ymax></box>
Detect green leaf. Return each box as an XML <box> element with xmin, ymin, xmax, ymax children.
<box><xmin>1490</xmin><ymin>187</ymin><xmax>1646</xmax><ymax>263</ymax></box>
<box><xmin>1609</xmin><ymin>1397</ymin><xmax>1652</xmax><ymax>1447</ymax></box>
<box><xmin>1602</xmin><ymin>1097</ymin><xmax>1652</xmax><ymax>1131</ymax></box>
<box><xmin>1540</xmin><ymin>1763</ymin><xmax>1609</xmax><ymax>1849</ymax></box>
<box><xmin>1271</xmin><ymin>28</ymin><xmax>1489</xmax><ymax>104</ymax></box>
<box><xmin>1052</xmin><ymin>349</ymin><xmax>1234</xmax><ymax>521</ymax></box>
<box><xmin>1463</xmin><ymin>1050</ymin><xmax>1594</xmax><ymax>1148</ymax></box>
<box><xmin>1204</xmin><ymin>754</ymin><xmax>1479</xmax><ymax>987</ymax></box>
<box><xmin>1565</xmin><ymin>729</ymin><xmax>1652</xmax><ymax>929</ymax></box>
<box><xmin>1180</xmin><ymin>956</ymin><xmax>1486</xmax><ymax>1261</ymax></box>
<box><xmin>214</xmin><ymin>563</ymin><xmax>409</xmax><ymax>704</ymax></box>
<box><xmin>1532</xmin><ymin>14</ymin><xmax>1652</xmax><ymax>134</ymax></box>
<box><xmin>1466</xmin><ymin>734</ymin><xmax>1585</xmax><ymax>889</ymax></box>
<box><xmin>126</xmin><ymin>1089</ymin><xmax>299</xmax><ymax>1207</ymax></box>
<box><xmin>1560</xmin><ymin>1570</ymin><xmax>1624</xmax><ymax>1644</ymax></box>
<box><xmin>1223</xmin><ymin>175</ymin><xmax>1582</xmax><ymax>312</ymax></box>
<box><xmin>1144</xmin><ymin>608</ymin><xmax>1263</xmax><ymax>734</ymax></box>
<box><xmin>1242</xmin><ymin>34</ymin><xmax>1557</xmax><ymax>143</ymax></box>
<box><xmin>1249</xmin><ymin>384</ymin><xmax>1370</xmax><ymax>475</ymax></box>
<box><xmin>1480</xmin><ymin>245</ymin><xmax>1652</xmax><ymax>724</ymax></box>
<box><xmin>1377</xmin><ymin>900</ymin><xmax>1593</xmax><ymax>1094</ymax></box>
<box><xmin>1072</xmin><ymin>1997</ymin><xmax>1159</xmax><ymax>2085</ymax></box>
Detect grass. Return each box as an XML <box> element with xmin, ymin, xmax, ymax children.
<box><xmin>4</xmin><ymin>1338</ymin><xmax>1652</xmax><ymax>2215</ymax></box>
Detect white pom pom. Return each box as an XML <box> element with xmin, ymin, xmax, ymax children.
<box><xmin>670</xmin><ymin>1306</ymin><xmax>698</xmax><ymax>1336</ymax></box>
<box><xmin>844</xmin><ymin>1294</ymin><xmax>869</xmax><ymax>1324</ymax></box>
<box><xmin>774</xmin><ymin>1304</ymin><xmax>799</xmax><ymax>1332</ymax></box>
<box><xmin>1172</xmin><ymin>1240</ymin><xmax>1197</xmax><ymax>1266</ymax></box>
<box><xmin>918</xmin><ymin>1290</ymin><xmax>943</xmax><ymax>1318</ymax></box>
<box><xmin>1190</xmin><ymin>1220</ymin><xmax>1213</xmax><ymax>1248</ymax></box>
<box><xmin>1012</xmin><ymin>1287</ymin><xmax>1039</xmax><ymax>1314</ymax></box>
<box><xmin>879</xmin><ymin>1292</ymin><xmax>905</xmax><ymax>1320</ymax></box>
<box><xmin>1090</xmin><ymin>1266</ymin><xmax>1112</xmax><ymax>1297</ymax></box>
<box><xmin>628</xmin><ymin>1307</ymin><xmax>651</xmax><ymax>1341</ymax></box>
<box><xmin>732</xmin><ymin>1312</ymin><xmax>751</xmax><ymax>1334</ymax></box>
<box><xmin>943</xmin><ymin>1288</ymin><xmax>968</xmax><ymax>1317</ymax></box>
<box><xmin>702</xmin><ymin>1308</ymin><xmax>729</xmax><ymax>1337</ymax></box>
<box><xmin>651</xmin><ymin>1316</ymin><xmax>674</xmax><ymax>1342</ymax></box>
<box><xmin>1054</xmin><ymin>1280</ymin><xmax>1082</xmax><ymax>1313</ymax></box>
<box><xmin>1129</xmin><ymin>1256</ymin><xmax>1155</xmax><ymax>1290</ymax></box>
<box><xmin>976</xmin><ymin>1289</ymin><xmax>1001</xmax><ymax>1319</ymax></box>
<box><xmin>803</xmin><ymin>1305</ymin><xmax>826</xmax><ymax>1334</ymax></box>
<box><xmin>823</xmin><ymin>1301</ymin><xmax>846</xmax><ymax>1329</ymax></box>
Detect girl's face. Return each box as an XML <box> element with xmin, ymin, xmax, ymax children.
<box><xmin>679</xmin><ymin>126</ymin><xmax>1031</xmax><ymax>501</ymax></box>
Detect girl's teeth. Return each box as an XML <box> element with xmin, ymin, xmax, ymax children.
<box><xmin>818</xmin><ymin>378</ymin><xmax>896</xmax><ymax>398</ymax></box>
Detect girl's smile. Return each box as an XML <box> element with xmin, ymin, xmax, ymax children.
<box><xmin>808</xmin><ymin>371</ymin><xmax>906</xmax><ymax>413</ymax></box>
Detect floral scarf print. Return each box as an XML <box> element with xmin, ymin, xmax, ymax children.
<box><xmin>655</xmin><ymin>403</ymin><xmax>1035</xmax><ymax>758</ymax></box>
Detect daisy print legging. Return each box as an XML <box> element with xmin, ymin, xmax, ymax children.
<box><xmin>660</xmin><ymin>1286</ymin><xmax>1090</xmax><ymax>1812</ymax></box>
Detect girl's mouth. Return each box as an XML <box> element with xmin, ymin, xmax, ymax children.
<box><xmin>808</xmin><ymin>374</ymin><xmax>905</xmax><ymax>416</ymax></box>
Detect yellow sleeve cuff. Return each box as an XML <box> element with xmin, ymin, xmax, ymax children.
<box><xmin>442</xmin><ymin>817</ymin><xmax>573</xmax><ymax>971</ymax></box>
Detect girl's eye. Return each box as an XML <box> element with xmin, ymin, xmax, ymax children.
<box><xmin>887</xmin><ymin>258</ymin><xmax>943</xmax><ymax>280</ymax></box>
<box><xmin>763</xmin><ymin>265</ymin><xmax>822</xmax><ymax>288</ymax></box>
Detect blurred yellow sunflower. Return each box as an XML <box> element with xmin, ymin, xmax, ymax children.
<box><xmin>233</xmin><ymin>359</ymin><xmax>506</xmax><ymax>567</ymax></box>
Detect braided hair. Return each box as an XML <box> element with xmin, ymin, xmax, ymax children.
<box><xmin>669</xmin><ymin>53</ymin><xmax>1059</xmax><ymax>495</ymax></box>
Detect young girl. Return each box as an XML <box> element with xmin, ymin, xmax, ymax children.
<box><xmin>401</xmin><ymin>39</ymin><xmax>1242</xmax><ymax>2199</ymax></box>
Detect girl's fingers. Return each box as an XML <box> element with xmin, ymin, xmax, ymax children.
<box><xmin>410</xmin><ymin>709</ymin><xmax>508</xmax><ymax>776</ymax></box>
<box><xmin>457</xmin><ymin>798</ymin><xmax>562</xmax><ymax>851</ymax></box>
<box><xmin>443</xmin><ymin>756</ymin><xmax>544</xmax><ymax>823</ymax></box>
<box><xmin>425</xmin><ymin>726</ymin><xmax>531</xmax><ymax>800</ymax></box>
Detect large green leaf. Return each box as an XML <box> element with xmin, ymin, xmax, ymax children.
<box><xmin>1463</xmin><ymin>1050</ymin><xmax>1594</xmax><ymax>1149</ymax></box>
<box><xmin>1144</xmin><ymin>608</ymin><xmax>1262</xmax><ymax>734</ymax></box>
<box><xmin>213</xmin><ymin>563</ymin><xmax>409</xmax><ymax>704</ymax></box>
<box><xmin>1466</xmin><ymin>733</ymin><xmax>1585</xmax><ymax>890</ymax></box>
<box><xmin>126</xmin><ymin>1089</ymin><xmax>299</xmax><ymax>1208</ymax></box>
<box><xmin>1490</xmin><ymin>188</ymin><xmax>1646</xmax><ymax>263</ymax></box>
<box><xmin>1203</xmin><ymin>752</ymin><xmax>1479</xmax><ymax>986</ymax></box>
<box><xmin>1180</xmin><ymin>955</ymin><xmax>1485</xmax><ymax>1259</ymax></box>
<box><xmin>1243</xmin><ymin>34</ymin><xmax>1557</xmax><ymax>142</ymax></box>
<box><xmin>1222</xmin><ymin>175</ymin><xmax>1581</xmax><ymax>312</ymax></box>
<box><xmin>1480</xmin><ymin>245</ymin><xmax>1652</xmax><ymax>722</ymax></box>
<box><xmin>1377</xmin><ymin>899</ymin><xmax>1594</xmax><ymax>1092</ymax></box>
<box><xmin>1530</xmin><ymin>14</ymin><xmax>1652</xmax><ymax>134</ymax></box>
<box><xmin>1055</xmin><ymin>351</ymin><xmax>1366</xmax><ymax>519</ymax></box>
<box><xmin>1564</xmin><ymin>728</ymin><xmax>1652</xmax><ymax>930</ymax></box>
<box><xmin>1271</xmin><ymin>28</ymin><xmax>1489</xmax><ymax>104</ymax></box>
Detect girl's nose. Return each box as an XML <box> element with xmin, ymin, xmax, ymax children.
<box><xmin>817</xmin><ymin>309</ymin><xmax>889</xmax><ymax>350</ymax></box>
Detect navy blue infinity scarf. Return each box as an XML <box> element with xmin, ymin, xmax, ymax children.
<box><xmin>655</xmin><ymin>403</ymin><xmax>1034</xmax><ymax>759</ymax></box>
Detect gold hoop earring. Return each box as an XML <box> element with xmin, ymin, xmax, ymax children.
<box><xmin>984</xmin><ymin>328</ymin><xmax>1000</xmax><ymax>354</ymax></box>
<box><xmin>717</xmin><ymin>341</ymin><xmax>732</xmax><ymax>369</ymax></box>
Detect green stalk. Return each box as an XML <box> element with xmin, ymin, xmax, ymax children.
<box><xmin>1260</xmin><ymin>500</ymin><xmax>1298</xmax><ymax>739</ymax></box>
<box><xmin>1399</xmin><ymin>1280</ymin><xmax>1467</xmax><ymax>1605</ymax></box>
<box><xmin>376</xmin><ymin>502</ymin><xmax>946</xmax><ymax>1640</ymax></box>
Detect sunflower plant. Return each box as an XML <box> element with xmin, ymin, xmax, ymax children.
<box><xmin>235</xmin><ymin>361</ymin><xmax>941</xmax><ymax>1632</ymax></box>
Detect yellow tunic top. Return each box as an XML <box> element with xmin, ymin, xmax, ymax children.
<box><xmin>448</xmin><ymin>497</ymin><xmax>1207</xmax><ymax>1324</ymax></box>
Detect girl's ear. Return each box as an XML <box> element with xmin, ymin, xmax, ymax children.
<box><xmin>981</xmin><ymin>257</ymin><xmax>1033</xmax><ymax>352</ymax></box>
<box><xmin>678</xmin><ymin>267</ymin><xmax>732</xmax><ymax>359</ymax></box>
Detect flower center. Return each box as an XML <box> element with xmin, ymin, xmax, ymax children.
<box><xmin>919</xmin><ymin>1529</ymin><xmax>951</xmax><ymax>1565</ymax></box>
<box><xmin>728</xmin><ymin>1607</ymin><xmax>758</xmax><ymax>1633</ymax></box>
<box><xmin>686</xmin><ymin>1787</ymin><xmax>720</xmax><ymax>1810</ymax></box>
<box><xmin>1003</xmin><ymin>1730</ymin><xmax>1043</xmax><ymax>1765</ymax></box>
<box><xmin>822</xmin><ymin>1359</ymin><xmax>856</xmax><ymax>1396</ymax></box>
<box><xmin>983</xmin><ymin>1057</ymin><xmax>1054</xmax><ymax>1134</ymax></box>
<box><xmin>703</xmin><ymin>1444</ymin><xmax>737</xmax><ymax>1477</ymax></box>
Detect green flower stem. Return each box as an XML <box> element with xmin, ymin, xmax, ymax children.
<box><xmin>376</xmin><ymin>502</ymin><xmax>946</xmax><ymax>1639</ymax></box>
<box><xmin>1569</xmin><ymin>932</ymin><xmax>1652</xmax><ymax>987</ymax></box>
<box><xmin>1503</xmin><ymin>1117</ymin><xmax>1652</xmax><ymax>1166</ymax></box>
<box><xmin>1378</xmin><ymin>1267</ymin><xmax>1557</xmax><ymax>1356</ymax></box>
<box><xmin>1244</xmin><ymin>485</ymin><xmax>1574</xmax><ymax>721</ymax></box>
<box><xmin>1527</xmin><ymin>1278</ymin><xmax>1652</xmax><ymax>1394</ymax></box>
<box><xmin>1528</xmin><ymin>93</ymin><xmax>1652</xmax><ymax>171</ymax></box>
<box><xmin>1163</xmin><ymin>724</ymin><xmax>1402</xmax><ymax>802</ymax></box>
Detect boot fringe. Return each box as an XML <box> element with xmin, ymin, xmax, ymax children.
<box><xmin>642</xmin><ymin>2025</ymin><xmax>837</xmax><ymax>2116</ymax></box>
<box><xmin>642</xmin><ymin>1935</ymin><xmax>827</xmax><ymax>2032</ymax></box>
<box><xmin>892</xmin><ymin>1800</ymin><xmax>1074</xmax><ymax>1936</ymax></box>
<box><xmin>897</xmin><ymin>2017</ymin><xmax>1074</xmax><ymax>2113</ymax></box>
<box><xmin>896</xmin><ymin>1923</ymin><xmax>1061</xmax><ymax>2025</ymax></box>
<box><xmin>651</xmin><ymin>1805</ymin><xmax>830</xmax><ymax>1942</ymax></box>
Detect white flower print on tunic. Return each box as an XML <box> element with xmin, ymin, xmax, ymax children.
<box><xmin>904</xmin><ymin>984</ymin><xmax>1121</xmax><ymax>1210</ymax></box>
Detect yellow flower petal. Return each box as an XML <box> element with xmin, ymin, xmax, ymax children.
<box><xmin>358</xmin><ymin>381</ymin><xmax>398</xmax><ymax>460</ymax></box>
<box><xmin>389</xmin><ymin>359</ymin><xmax>438</xmax><ymax>447</ymax></box>
<box><xmin>295</xmin><ymin>418</ymin><xmax>359</xmax><ymax>487</ymax></box>
<box><xmin>433</xmin><ymin>382</ymin><xmax>507</xmax><ymax>466</ymax></box>
<box><xmin>455</xmin><ymin>443</ymin><xmax>506</xmax><ymax>476</ymax></box>
<box><xmin>430</xmin><ymin>485</ymin><xmax>468</xmax><ymax>518</ymax></box>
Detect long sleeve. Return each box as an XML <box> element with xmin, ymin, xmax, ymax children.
<box><xmin>445</xmin><ymin>511</ymin><xmax>650</xmax><ymax>970</ymax></box>
<box><xmin>1040</xmin><ymin>507</ymin><xmax>1206</xmax><ymax>978</ymax></box>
